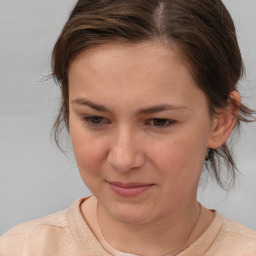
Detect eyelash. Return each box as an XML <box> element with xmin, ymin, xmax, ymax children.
<box><xmin>82</xmin><ymin>116</ymin><xmax>176</xmax><ymax>129</ymax></box>
<box><xmin>147</xmin><ymin>118</ymin><xmax>176</xmax><ymax>128</ymax></box>
<box><xmin>83</xmin><ymin>116</ymin><xmax>109</xmax><ymax>126</ymax></box>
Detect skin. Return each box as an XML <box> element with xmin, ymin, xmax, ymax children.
<box><xmin>68</xmin><ymin>42</ymin><xmax>240</xmax><ymax>255</ymax></box>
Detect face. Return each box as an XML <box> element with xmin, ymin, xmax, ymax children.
<box><xmin>68</xmin><ymin>42</ymin><xmax>215</xmax><ymax>225</ymax></box>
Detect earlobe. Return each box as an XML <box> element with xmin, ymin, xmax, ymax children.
<box><xmin>207</xmin><ymin>91</ymin><xmax>241</xmax><ymax>149</ymax></box>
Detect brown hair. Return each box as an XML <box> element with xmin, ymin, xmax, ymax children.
<box><xmin>51</xmin><ymin>0</ymin><xmax>255</xmax><ymax>190</ymax></box>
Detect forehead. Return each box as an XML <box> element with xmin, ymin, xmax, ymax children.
<box><xmin>69</xmin><ymin>41</ymin><xmax>191</xmax><ymax>86</ymax></box>
<box><xmin>68</xmin><ymin>42</ymin><xmax>207</xmax><ymax>112</ymax></box>
<box><xmin>70</xmin><ymin>42</ymin><xmax>179</xmax><ymax>71</ymax></box>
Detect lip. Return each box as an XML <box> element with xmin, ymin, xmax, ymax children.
<box><xmin>107</xmin><ymin>181</ymin><xmax>154</xmax><ymax>197</ymax></box>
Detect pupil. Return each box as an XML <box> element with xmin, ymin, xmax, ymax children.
<box><xmin>92</xmin><ymin>117</ymin><xmax>102</xmax><ymax>123</ymax></box>
<box><xmin>153</xmin><ymin>119</ymin><xmax>166</xmax><ymax>126</ymax></box>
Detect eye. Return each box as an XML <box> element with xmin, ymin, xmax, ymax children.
<box><xmin>148</xmin><ymin>118</ymin><xmax>175</xmax><ymax>128</ymax></box>
<box><xmin>83</xmin><ymin>115</ymin><xmax>109</xmax><ymax>126</ymax></box>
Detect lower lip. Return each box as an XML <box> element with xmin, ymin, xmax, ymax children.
<box><xmin>108</xmin><ymin>183</ymin><xmax>153</xmax><ymax>197</ymax></box>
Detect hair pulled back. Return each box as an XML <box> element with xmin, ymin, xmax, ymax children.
<box><xmin>52</xmin><ymin>0</ymin><xmax>255</xmax><ymax>190</ymax></box>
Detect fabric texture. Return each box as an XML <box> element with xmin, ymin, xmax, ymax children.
<box><xmin>1</xmin><ymin>197</ymin><xmax>256</xmax><ymax>256</ymax></box>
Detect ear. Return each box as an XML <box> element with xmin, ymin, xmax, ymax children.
<box><xmin>207</xmin><ymin>91</ymin><xmax>241</xmax><ymax>149</ymax></box>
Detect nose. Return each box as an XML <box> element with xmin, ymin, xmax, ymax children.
<box><xmin>107</xmin><ymin>127</ymin><xmax>145</xmax><ymax>173</ymax></box>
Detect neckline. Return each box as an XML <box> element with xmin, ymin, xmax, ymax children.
<box><xmin>95</xmin><ymin>200</ymin><xmax>202</xmax><ymax>256</ymax></box>
<box><xmin>67</xmin><ymin>197</ymin><xmax>223</xmax><ymax>256</ymax></box>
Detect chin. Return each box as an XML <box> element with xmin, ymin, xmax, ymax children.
<box><xmin>109</xmin><ymin>204</ymin><xmax>155</xmax><ymax>225</ymax></box>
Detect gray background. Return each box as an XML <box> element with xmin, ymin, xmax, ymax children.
<box><xmin>0</xmin><ymin>0</ymin><xmax>255</xmax><ymax>235</ymax></box>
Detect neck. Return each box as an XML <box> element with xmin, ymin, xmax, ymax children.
<box><xmin>97</xmin><ymin>199</ymin><xmax>202</xmax><ymax>256</ymax></box>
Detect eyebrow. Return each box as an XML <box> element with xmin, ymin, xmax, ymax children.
<box><xmin>138</xmin><ymin>104</ymin><xmax>187</xmax><ymax>114</ymax></box>
<box><xmin>72</xmin><ymin>98</ymin><xmax>108</xmax><ymax>112</ymax></box>
<box><xmin>72</xmin><ymin>98</ymin><xmax>187</xmax><ymax>114</ymax></box>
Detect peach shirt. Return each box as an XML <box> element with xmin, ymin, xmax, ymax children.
<box><xmin>1</xmin><ymin>197</ymin><xmax>256</xmax><ymax>256</ymax></box>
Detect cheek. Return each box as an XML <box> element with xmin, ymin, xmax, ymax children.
<box><xmin>71</xmin><ymin>136</ymin><xmax>108</xmax><ymax>193</ymax></box>
<box><xmin>70</xmin><ymin>121</ymin><xmax>107</xmax><ymax>178</ymax></box>
<box><xmin>152</xmin><ymin>133</ymin><xmax>206</xmax><ymax>185</ymax></box>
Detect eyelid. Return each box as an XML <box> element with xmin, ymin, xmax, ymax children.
<box><xmin>82</xmin><ymin>115</ymin><xmax>110</xmax><ymax>126</ymax></box>
<box><xmin>147</xmin><ymin>118</ymin><xmax>176</xmax><ymax>128</ymax></box>
<box><xmin>81</xmin><ymin>115</ymin><xmax>175</xmax><ymax>129</ymax></box>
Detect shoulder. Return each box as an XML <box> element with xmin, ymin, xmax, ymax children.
<box><xmin>208</xmin><ymin>213</ymin><xmax>256</xmax><ymax>255</ymax></box>
<box><xmin>0</xmin><ymin>209</ymin><xmax>69</xmax><ymax>255</ymax></box>
<box><xmin>222</xmin><ymin>217</ymin><xmax>256</xmax><ymax>239</ymax></box>
<box><xmin>0</xmin><ymin>197</ymin><xmax>107</xmax><ymax>256</ymax></box>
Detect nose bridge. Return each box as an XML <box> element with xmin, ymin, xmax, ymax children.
<box><xmin>107</xmin><ymin>124</ymin><xmax>144</xmax><ymax>172</ymax></box>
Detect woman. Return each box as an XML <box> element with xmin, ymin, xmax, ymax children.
<box><xmin>1</xmin><ymin>0</ymin><xmax>255</xmax><ymax>255</ymax></box>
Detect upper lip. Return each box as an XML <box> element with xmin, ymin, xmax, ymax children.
<box><xmin>107</xmin><ymin>181</ymin><xmax>153</xmax><ymax>188</ymax></box>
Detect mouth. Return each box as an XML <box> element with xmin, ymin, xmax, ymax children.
<box><xmin>107</xmin><ymin>181</ymin><xmax>154</xmax><ymax>197</ymax></box>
